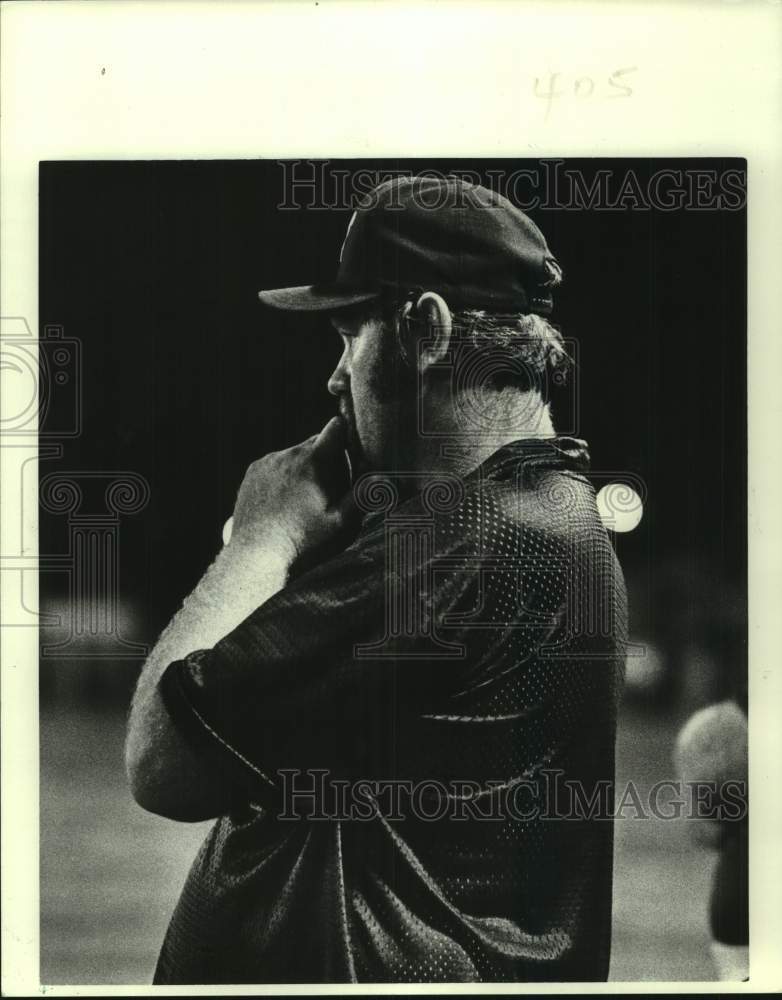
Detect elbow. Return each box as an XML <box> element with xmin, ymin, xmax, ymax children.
<box><xmin>125</xmin><ymin>742</ymin><xmax>218</xmax><ymax>822</ymax></box>
<box><xmin>123</xmin><ymin>744</ymin><xmax>158</xmax><ymax>816</ymax></box>
<box><xmin>124</xmin><ymin>687</ymin><xmax>169</xmax><ymax>816</ymax></box>
<box><xmin>125</xmin><ymin>759</ymin><xmax>165</xmax><ymax>817</ymax></box>
<box><xmin>124</xmin><ymin>727</ymin><xmax>171</xmax><ymax>818</ymax></box>
<box><xmin>124</xmin><ymin>710</ymin><xmax>226</xmax><ymax>823</ymax></box>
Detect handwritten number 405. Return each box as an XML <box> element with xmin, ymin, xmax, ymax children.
<box><xmin>534</xmin><ymin>67</ymin><xmax>637</xmax><ymax>117</ymax></box>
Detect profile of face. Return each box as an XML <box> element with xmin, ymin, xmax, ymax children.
<box><xmin>327</xmin><ymin>308</ymin><xmax>418</xmax><ymax>477</ymax></box>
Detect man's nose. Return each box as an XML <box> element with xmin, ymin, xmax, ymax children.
<box><xmin>327</xmin><ymin>359</ymin><xmax>348</xmax><ymax>397</ymax></box>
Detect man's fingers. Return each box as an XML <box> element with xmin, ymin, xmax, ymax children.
<box><xmin>314</xmin><ymin>415</ymin><xmax>346</xmax><ymax>451</ymax></box>
<box><xmin>297</xmin><ymin>416</ymin><xmax>346</xmax><ymax>456</ymax></box>
<box><xmin>309</xmin><ymin>417</ymin><xmax>351</xmax><ymax>501</ymax></box>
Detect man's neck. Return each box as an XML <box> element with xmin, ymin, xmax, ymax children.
<box><xmin>407</xmin><ymin>390</ymin><xmax>556</xmax><ymax>481</ymax></box>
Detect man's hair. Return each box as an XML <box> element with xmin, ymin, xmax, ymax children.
<box><xmin>445</xmin><ymin>309</ymin><xmax>572</xmax><ymax>392</ymax></box>
<box><xmin>335</xmin><ymin>294</ymin><xmax>572</xmax><ymax>394</ymax></box>
<box><xmin>380</xmin><ymin>299</ymin><xmax>572</xmax><ymax>393</ymax></box>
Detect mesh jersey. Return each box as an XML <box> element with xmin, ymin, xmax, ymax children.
<box><xmin>155</xmin><ymin>437</ymin><xmax>628</xmax><ymax>984</ymax></box>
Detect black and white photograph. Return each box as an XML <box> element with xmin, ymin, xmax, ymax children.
<box><xmin>35</xmin><ymin>157</ymin><xmax>747</xmax><ymax>984</ymax></box>
<box><xmin>1</xmin><ymin>3</ymin><xmax>780</xmax><ymax>996</ymax></box>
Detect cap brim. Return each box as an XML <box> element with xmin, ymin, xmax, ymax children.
<box><xmin>258</xmin><ymin>284</ymin><xmax>382</xmax><ymax>313</ymax></box>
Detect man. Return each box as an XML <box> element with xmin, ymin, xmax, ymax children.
<box><xmin>125</xmin><ymin>175</ymin><xmax>628</xmax><ymax>983</ymax></box>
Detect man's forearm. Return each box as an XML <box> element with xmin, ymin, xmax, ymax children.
<box><xmin>131</xmin><ymin>536</ymin><xmax>290</xmax><ymax>709</ymax></box>
<box><xmin>125</xmin><ymin>535</ymin><xmax>291</xmax><ymax>819</ymax></box>
<box><xmin>125</xmin><ymin>417</ymin><xmax>354</xmax><ymax>820</ymax></box>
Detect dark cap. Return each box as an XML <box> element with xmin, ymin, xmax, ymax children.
<box><xmin>258</xmin><ymin>175</ymin><xmax>562</xmax><ymax>315</ymax></box>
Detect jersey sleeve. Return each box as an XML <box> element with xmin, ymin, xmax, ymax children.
<box><xmin>157</xmin><ymin>517</ymin><xmax>498</xmax><ymax>800</ymax></box>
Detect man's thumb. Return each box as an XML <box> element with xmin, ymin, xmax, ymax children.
<box><xmin>314</xmin><ymin>415</ymin><xmax>345</xmax><ymax>451</ymax></box>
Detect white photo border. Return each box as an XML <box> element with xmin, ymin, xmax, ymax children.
<box><xmin>1</xmin><ymin>0</ymin><xmax>780</xmax><ymax>994</ymax></box>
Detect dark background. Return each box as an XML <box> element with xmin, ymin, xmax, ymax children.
<box><xmin>38</xmin><ymin>159</ymin><xmax>746</xmax><ymax>984</ymax></box>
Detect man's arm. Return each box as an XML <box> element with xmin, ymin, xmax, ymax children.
<box><xmin>124</xmin><ymin>535</ymin><xmax>291</xmax><ymax>821</ymax></box>
<box><xmin>124</xmin><ymin>417</ymin><xmax>355</xmax><ymax>821</ymax></box>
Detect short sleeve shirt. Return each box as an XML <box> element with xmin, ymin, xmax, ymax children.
<box><xmin>154</xmin><ymin>437</ymin><xmax>628</xmax><ymax>984</ymax></box>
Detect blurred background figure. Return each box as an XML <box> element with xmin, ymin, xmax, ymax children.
<box><xmin>674</xmin><ymin>694</ymin><xmax>749</xmax><ymax>981</ymax></box>
<box><xmin>624</xmin><ymin>557</ymin><xmax>749</xmax><ymax>980</ymax></box>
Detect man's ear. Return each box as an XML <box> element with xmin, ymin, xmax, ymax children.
<box><xmin>414</xmin><ymin>291</ymin><xmax>452</xmax><ymax>371</ymax></box>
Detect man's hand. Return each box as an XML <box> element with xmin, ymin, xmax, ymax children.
<box><xmin>126</xmin><ymin>417</ymin><xmax>359</xmax><ymax>820</ymax></box>
<box><xmin>230</xmin><ymin>416</ymin><xmax>357</xmax><ymax>566</ymax></box>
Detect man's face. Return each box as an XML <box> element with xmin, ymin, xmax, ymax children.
<box><xmin>327</xmin><ymin>308</ymin><xmax>417</xmax><ymax>476</ymax></box>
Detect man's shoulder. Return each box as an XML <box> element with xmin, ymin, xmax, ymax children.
<box><xmin>430</xmin><ymin>459</ymin><xmax>602</xmax><ymax>560</ymax></box>
<box><xmin>353</xmin><ymin>438</ymin><xmax>607</xmax><ymax>564</ymax></box>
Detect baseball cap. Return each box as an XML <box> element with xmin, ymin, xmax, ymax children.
<box><xmin>258</xmin><ymin>175</ymin><xmax>562</xmax><ymax>316</ymax></box>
